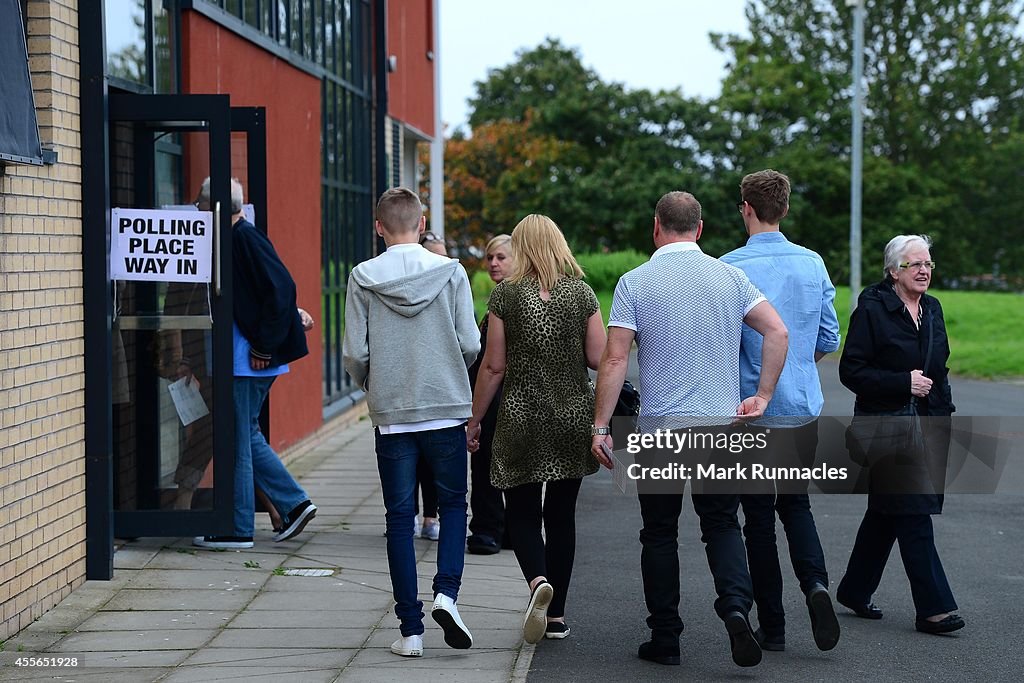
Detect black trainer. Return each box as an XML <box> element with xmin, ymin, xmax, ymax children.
<box><xmin>544</xmin><ymin>622</ymin><xmax>571</xmax><ymax>639</ymax></box>
<box><xmin>273</xmin><ymin>500</ymin><xmax>317</xmax><ymax>542</ymax></box>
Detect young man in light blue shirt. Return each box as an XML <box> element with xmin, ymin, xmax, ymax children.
<box><xmin>720</xmin><ymin>169</ymin><xmax>841</xmax><ymax>653</ymax></box>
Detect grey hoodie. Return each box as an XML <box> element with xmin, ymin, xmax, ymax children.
<box><xmin>343</xmin><ymin>244</ymin><xmax>481</xmax><ymax>426</ymax></box>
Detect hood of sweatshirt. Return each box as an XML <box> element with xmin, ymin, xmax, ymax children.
<box><xmin>351</xmin><ymin>258</ymin><xmax>461</xmax><ymax>317</ymax></box>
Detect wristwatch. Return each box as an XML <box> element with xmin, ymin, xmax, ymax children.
<box><xmin>591</xmin><ymin>425</ymin><xmax>611</xmax><ymax>436</ymax></box>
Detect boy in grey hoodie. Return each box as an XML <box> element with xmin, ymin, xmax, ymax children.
<box><xmin>343</xmin><ymin>188</ymin><xmax>480</xmax><ymax>657</ymax></box>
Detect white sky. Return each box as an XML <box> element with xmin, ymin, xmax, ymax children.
<box><xmin>440</xmin><ymin>0</ymin><xmax>750</xmax><ymax>135</ymax></box>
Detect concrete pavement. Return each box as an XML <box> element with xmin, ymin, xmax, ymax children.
<box><xmin>0</xmin><ymin>422</ymin><xmax>536</xmax><ymax>682</ymax></box>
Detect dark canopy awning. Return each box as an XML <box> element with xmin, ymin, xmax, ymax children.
<box><xmin>0</xmin><ymin>0</ymin><xmax>43</xmax><ymax>165</ymax></box>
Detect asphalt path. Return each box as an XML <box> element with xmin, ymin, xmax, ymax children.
<box><xmin>527</xmin><ymin>361</ymin><xmax>1024</xmax><ymax>681</ymax></box>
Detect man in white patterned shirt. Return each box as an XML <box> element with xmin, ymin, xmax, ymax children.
<box><xmin>591</xmin><ymin>191</ymin><xmax>788</xmax><ymax>668</ymax></box>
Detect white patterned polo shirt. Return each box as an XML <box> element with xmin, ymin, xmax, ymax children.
<box><xmin>608</xmin><ymin>241</ymin><xmax>766</xmax><ymax>419</ymax></box>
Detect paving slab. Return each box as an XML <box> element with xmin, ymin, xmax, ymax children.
<box><xmin>5</xmin><ymin>422</ymin><xmax>530</xmax><ymax>682</ymax></box>
<box><xmin>101</xmin><ymin>589</ymin><xmax>259</xmax><ymax>612</ymax></box>
<box><xmin>75</xmin><ymin>610</ymin><xmax>235</xmax><ymax>631</ymax></box>
<box><xmin>0</xmin><ymin>667</ymin><xmax>171</xmax><ymax>682</ymax></box>
<box><xmin>47</xmin><ymin>629</ymin><xmax>219</xmax><ymax>652</ymax></box>
<box><xmin>125</xmin><ymin>569</ymin><xmax>270</xmax><ymax>591</ymax></box>
<box><xmin>162</xmin><ymin>665</ymin><xmax>339</xmax><ymax>683</ymax></box>
<box><xmin>180</xmin><ymin>647</ymin><xmax>357</xmax><ymax>667</ymax></box>
<box><xmin>206</xmin><ymin>626</ymin><xmax>370</xmax><ymax>649</ymax></box>
<box><xmin>228</xmin><ymin>608</ymin><xmax>388</xmax><ymax>629</ymax></box>
<box><xmin>243</xmin><ymin>589</ymin><xmax>393</xmax><ymax>612</ymax></box>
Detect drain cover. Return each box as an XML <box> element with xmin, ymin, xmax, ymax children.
<box><xmin>280</xmin><ymin>568</ymin><xmax>335</xmax><ymax>577</ymax></box>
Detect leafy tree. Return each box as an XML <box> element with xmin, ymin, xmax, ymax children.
<box><xmin>711</xmin><ymin>0</ymin><xmax>1024</xmax><ymax>284</ymax></box>
<box><xmin>458</xmin><ymin>39</ymin><xmax>728</xmax><ymax>252</ymax></box>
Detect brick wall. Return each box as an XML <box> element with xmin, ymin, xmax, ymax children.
<box><xmin>0</xmin><ymin>0</ymin><xmax>85</xmax><ymax>640</ymax></box>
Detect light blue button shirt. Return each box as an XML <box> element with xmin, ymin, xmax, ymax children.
<box><xmin>720</xmin><ymin>232</ymin><xmax>840</xmax><ymax>422</ymax></box>
<box><xmin>233</xmin><ymin>322</ymin><xmax>289</xmax><ymax>378</ymax></box>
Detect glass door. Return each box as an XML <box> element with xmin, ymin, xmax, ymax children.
<box><xmin>107</xmin><ymin>93</ymin><xmax>235</xmax><ymax>538</ymax></box>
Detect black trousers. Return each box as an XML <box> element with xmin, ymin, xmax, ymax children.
<box><xmin>468</xmin><ymin>430</ymin><xmax>506</xmax><ymax>541</ymax></box>
<box><xmin>740</xmin><ymin>421</ymin><xmax>829</xmax><ymax>635</ymax></box>
<box><xmin>838</xmin><ymin>509</ymin><xmax>957</xmax><ymax>619</ymax></box>
<box><xmin>638</xmin><ymin>490</ymin><xmax>753</xmax><ymax>643</ymax></box>
<box><xmin>504</xmin><ymin>478</ymin><xmax>583</xmax><ymax>618</ymax></box>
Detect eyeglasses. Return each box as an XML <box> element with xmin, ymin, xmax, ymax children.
<box><xmin>420</xmin><ymin>231</ymin><xmax>442</xmax><ymax>244</ymax></box>
<box><xmin>736</xmin><ymin>201</ymin><xmax>746</xmax><ymax>212</ymax></box>
<box><xmin>898</xmin><ymin>260</ymin><xmax>936</xmax><ymax>271</ymax></box>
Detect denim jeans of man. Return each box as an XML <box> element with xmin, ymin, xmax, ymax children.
<box><xmin>375</xmin><ymin>425</ymin><xmax>469</xmax><ymax>637</ymax></box>
<box><xmin>234</xmin><ymin>376</ymin><xmax>309</xmax><ymax>537</ymax></box>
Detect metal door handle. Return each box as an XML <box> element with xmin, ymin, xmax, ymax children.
<box><xmin>214</xmin><ymin>200</ymin><xmax>221</xmax><ymax>296</ymax></box>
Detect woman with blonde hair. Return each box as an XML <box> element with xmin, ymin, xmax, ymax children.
<box><xmin>468</xmin><ymin>215</ymin><xmax>606</xmax><ymax>643</ymax></box>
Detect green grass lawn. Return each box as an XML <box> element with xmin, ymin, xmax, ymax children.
<box><xmin>473</xmin><ymin>270</ymin><xmax>1023</xmax><ymax>379</ymax></box>
<box><xmin>835</xmin><ymin>286</ymin><xmax>1024</xmax><ymax>379</ymax></box>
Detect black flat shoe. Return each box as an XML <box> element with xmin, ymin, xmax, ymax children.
<box><xmin>837</xmin><ymin>596</ymin><xmax>883</xmax><ymax>620</ymax></box>
<box><xmin>806</xmin><ymin>584</ymin><xmax>841</xmax><ymax>651</ymax></box>
<box><xmin>638</xmin><ymin>640</ymin><xmax>680</xmax><ymax>666</ymax></box>
<box><xmin>725</xmin><ymin>611</ymin><xmax>762</xmax><ymax>668</ymax></box>
<box><xmin>915</xmin><ymin>614</ymin><xmax>965</xmax><ymax>634</ymax></box>
<box><xmin>753</xmin><ymin>627</ymin><xmax>785</xmax><ymax>652</ymax></box>
<box><xmin>466</xmin><ymin>534</ymin><xmax>501</xmax><ymax>555</ymax></box>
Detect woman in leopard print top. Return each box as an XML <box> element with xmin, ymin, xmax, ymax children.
<box><xmin>467</xmin><ymin>214</ymin><xmax>606</xmax><ymax>644</ymax></box>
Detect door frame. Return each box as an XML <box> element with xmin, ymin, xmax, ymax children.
<box><xmin>96</xmin><ymin>92</ymin><xmax>237</xmax><ymax>544</ymax></box>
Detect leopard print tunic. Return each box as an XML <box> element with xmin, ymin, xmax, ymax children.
<box><xmin>487</xmin><ymin>276</ymin><xmax>600</xmax><ymax>489</ymax></box>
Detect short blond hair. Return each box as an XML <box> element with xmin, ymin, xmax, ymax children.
<box><xmin>485</xmin><ymin>234</ymin><xmax>512</xmax><ymax>256</ymax></box>
<box><xmin>508</xmin><ymin>215</ymin><xmax>583</xmax><ymax>291</ymax></box>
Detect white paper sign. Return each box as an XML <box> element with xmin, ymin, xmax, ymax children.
<box><xmin>111</xmin><ymin>208</ymin><xmax>213</xmax><ymax>282</ymax></box>
<box><xmin>167</xmin><ymin>376</ymin><xmax>210</xmax><ymax>426</ymax></box>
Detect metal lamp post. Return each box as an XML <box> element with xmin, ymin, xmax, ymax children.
<box><xmin>847</xmin><ymin>0</ymin><xmax>865</xmax><ymax>313</ymax></box>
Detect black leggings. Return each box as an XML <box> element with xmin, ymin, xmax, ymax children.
<box><xmin>504</xmin><ymin>478</ymin><xmax>583</xmax><ymax>618</ymax></box>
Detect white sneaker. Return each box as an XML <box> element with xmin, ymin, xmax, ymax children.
<box><xmin>413</xmin><ymin>516</ymin><xmax>423</xmax><ymax>537</ymax></box>
<box><xmin>390</xmin><ymin>634</ymin><xmax>423</xmax><ymax>657</ymax></box>
<box><xmin>431</xmin><ymin>594</ymin><xmax>473</xmax><ymax>649</ymax></box>
<box><xmin>421</xmin><ymin>518</ymin><xmax>440</xmax><ymax>541</ymax></box>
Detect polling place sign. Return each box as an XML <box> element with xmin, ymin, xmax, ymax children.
<box><xmin>110</xmin><ymin>208</ymin><xmax>213</xmax><ymax>282</ymax></box>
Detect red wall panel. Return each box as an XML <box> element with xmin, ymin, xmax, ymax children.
<box><xmin>387</xmin><ymin>0</ymin><xmax>435</xmax><ymax>136</ymax></box>
<box><xmin>182</xmin><ymin>12</ymin><xmax>323</xmax><ymax>451</ymax></box>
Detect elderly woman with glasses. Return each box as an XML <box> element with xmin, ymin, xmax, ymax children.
<box><xmin>836</xmin><ymin>234</ymin><xmax>964</xmax><ymax>636</ymax></box>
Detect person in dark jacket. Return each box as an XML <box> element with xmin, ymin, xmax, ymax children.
<box><xmin>193</xmin><ymin>177</ymin><xmax>317</xmax><ymax>550</ymax></box>
<box><xmin>466</xmin><ymin>234</ymin><xmax>515</xmax><ymax>555</ymax></box>
<box><xmin>836</xmin><ymin>234</ymin><xmax>964</xmax><ymax>635</ymax></box>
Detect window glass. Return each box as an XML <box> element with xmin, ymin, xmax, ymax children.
<box><xmin>106</xmin><ymin>0</ymin><xmax>148</xmax><ymax>84</ymax></box>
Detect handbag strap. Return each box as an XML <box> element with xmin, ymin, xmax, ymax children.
<box><xmin>922</xmin><ymin>305</ymin><xmax>934</xmax><ymax>373</ymax></box>
<box><xmin>910</xmin><ymin>306</ymin><xmax>935</xmax><ymax>412</ymax></box>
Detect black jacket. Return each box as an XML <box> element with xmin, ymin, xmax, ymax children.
<box><xmin>468</xmin><ymin>312</ymin><xmax>502</xmax><ymax>434</ymax></box>
<box><xmin>839</xmin><ymin>278</ymin><xmax>954</xmax><ymax>417</ymax></box>
<box><xmin>232</xmin><ymin>219</ymin><xmax>308</xmax><ymax>367</ymax></box>
<box><xmin>840</xmin><ymin>279</ymin><xmax>954</xmax><ymax>516</ymax></box>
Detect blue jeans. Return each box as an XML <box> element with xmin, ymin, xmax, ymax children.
<box><xmin>375</xmin><ymin>425</ymin><xmax>469</xmax><ymax>636</ymax></box>
<box><xmin>234</xmin><ymin>376</ymin><xmax>309</xmax><ymax>537</ymax></box>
